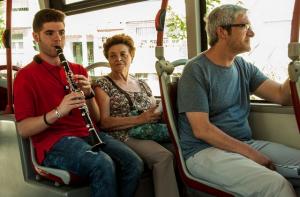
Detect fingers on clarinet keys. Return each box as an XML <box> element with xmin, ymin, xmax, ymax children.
<box><xmin>55</xmin><ymin>46</ymin><xmax>105</xmax><ymax>151</ymax></box>
<box><xmin>71</xmin><ymin>92</ymin><xmax>85</xmax><ymax>100</ymax></box>
<box><xmin>73</xmin><ymin>75</ymin><xmax>79</xmax><ymax>83</ymax></box>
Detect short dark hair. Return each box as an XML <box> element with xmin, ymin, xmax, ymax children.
<box><xmin>103</xmin><ymin>34</ymin><xmax>136</xmax><ymax>60</ymax></box>
<box><xmin>32</xmin><ymin>8</ymin><xmax>65</xmax><ymax>32</ymax></box>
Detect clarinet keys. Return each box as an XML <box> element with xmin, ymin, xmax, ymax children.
<box><xmin>54</xmin><ymin>46</ymin><xmax>105</xmax><ymax>150</ymax></box>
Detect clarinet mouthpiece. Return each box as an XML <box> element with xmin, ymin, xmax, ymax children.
<box><xmin>54</xmin><ymin>45</ymin><xmax>62</xmax><ymax>50</ymax></box>
<box><xmin>54</xmin><ymin>46</ymin><xmax>63</xmax><ymax>53</ymax></box>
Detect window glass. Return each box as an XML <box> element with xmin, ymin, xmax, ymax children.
<box><xmin>65</xmin><ymin>0</ymin><xmax>187</xmax><ymax>96</ymax></box>
<box><xmin>72</xmin><ymin>42</ymin><xmax>83</xmax><ymax>64</ymax></box>
<box><xmin>87</xmin><ymin>41</ymin><xmax>94</xmax><ymax>65</ymax></box>
<box><xmin>211</xmin><ymin>0</ymin><xmax>294</xmax><ymax>84</ymax></box>
<box><xmin>0</xmin><ymin>1</ymin><xmax>5</xmax><ymax>50</ymax></box>
<box><xmin>0</xmin><ymin>0</ymin><xmax>40</xmax><ymax>66</ymax></box>
<box><xmin>12</xmin><ymin>0</ymin><xmax>29</xmax><ymax>11</ymax></box>
<box><xmin>0</xmin><ymin>0</ymin><xmax>187</xmax><ymax>96</ymax></box>
<box><xmin>12</xmin><ymin>33</ymin><xmax>24</xmax><ymax>50</ymax></box>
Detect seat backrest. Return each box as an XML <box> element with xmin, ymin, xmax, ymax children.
<box><xmin>16</xmin><ymin>126</ymin><xmax>82</xmax><ymax>186</ymax></box>
<box><xmin>0</xmin><ymin>85</ymin><xmax>7</xmax><ymax>111</ymax></box>
<box><xmin>86</xmin><ymin>62</ymin><xmax>110</xmax><ymax>85</ymax></box>
<box><xmin>0</xmin><ymin>65</ymin><xmax>20</xmax><ymax>111</ymax></box>
<box><xmin>16</xmin><ymin>129</ymin><xmax>36</xmax><ymax>181</ymax></box>
<box><xmin>159</xmin><ymin>71</ymin><xmax>233</xmax><ymax>197</ymax></box>
<box><xmin>30</xmin><ymin>138</ymin><xmax>74</xmax><ymax>185</ymax></box>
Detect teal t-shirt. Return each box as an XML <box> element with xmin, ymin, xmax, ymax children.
<box><xmin>177</xmin><ymin>54</ymin><xmax>268</xmax><ymax>160</ymax></box>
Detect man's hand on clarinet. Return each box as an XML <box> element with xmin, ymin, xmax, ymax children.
<box><xmin>57</xmin><ymin>92</ymin><xmax>86</xmax><ymax>117</ymax></box>
<box><xmin>73</xmin><ymin>74</ymin><xmax>93</xmax><ymax>98</ymax></box>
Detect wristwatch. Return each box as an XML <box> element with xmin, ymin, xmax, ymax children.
<box><xmin>85</xmin><ymin>90</ymin><xmax>95</xmax><ymax>99</ymax></box>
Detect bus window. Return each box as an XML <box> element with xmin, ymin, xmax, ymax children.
<box><xmin>0</xmin><ymin>1</ymin><xmax>5</xmax><ymax>50</ymax></box>
<box><xmin>210</xmin><ymin>0</ymin><xmax>294</xmax><ymax>100</ymax></box>
<box><xmin>1</xmin><ymin>0</ymin><xmax>187</xmax><ymax>96</ymax></box>
<box><xmin>0</xmin><ymin>0</ymin><xmax>40</xmax><ymax>67</ymax></box>
<box><xmin>65</xmin><ymin>0</ymin><xmax>187</xmax><ymax>96</ymax></box>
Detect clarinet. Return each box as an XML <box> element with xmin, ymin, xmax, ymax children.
<box><xmin>55</xmin><ymin>46</ymin><xmax>105</xmax><ymax>151</ymax></box>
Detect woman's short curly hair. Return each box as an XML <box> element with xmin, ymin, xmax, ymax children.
<box><xmin>103</xmin><ymin>34</ymin><xmax>136</xmax><ymax>60</ymax></box>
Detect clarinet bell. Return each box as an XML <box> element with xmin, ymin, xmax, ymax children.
<box><xmin>89</xmin><ymin>131</ymin><xmax>105</xmax><ymax>152</ymax></box>
<box><xmin>91</xmin><ymin>143</ymin><xmax>103</xmax><ymax>152</ymax></box>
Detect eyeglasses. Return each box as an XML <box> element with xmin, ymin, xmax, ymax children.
<box><xmin>221</xmin><ymin>23</ymin><xmax>252</xmax><ymax>31</ymax></box>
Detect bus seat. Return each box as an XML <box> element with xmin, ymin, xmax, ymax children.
<box><xmin>0</xmin><ymin>84</ymin><xmax>7</xmax><ymax>111</ymax></box>
<box><xmin>86</xmin><ymin>62</ymin><xmax>110</xmax><ymax>84</ymax></box>
<box><xmin>16</xmin><ymin>127</ymin><xmax>86</xmax><ymax>187</ymax></box>
<box><xmin>15</xmin><ymin>117</ymin><xmax>156</xmax><ymax>197</ymax></box>
<box><xmin>0</xmin><ymin>114</ymin><xmax>90</xmax><ymax>197</ymax></box>
<box><xmin>29</xmin><ymin>138</ymin><xmax>81</xmax><ymax>186</ymax></box>
<box><xmin>0</xmin><ymin>65</ymin><xmax>20</xmax><ymax>111</ymax></box>
<box><xmin>156</xmin><ymin>59</ymin><xmax>233</xmax><ymax>197</ymax></box>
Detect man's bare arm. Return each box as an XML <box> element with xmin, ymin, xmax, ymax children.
<box><xmin>186</xmin><ymin>111</ymin><xmax>275</xmax><ymax>169</ymax></box>
<box><xmin>254</xmin><ymin>79</ymin><xmax>292</xmax><ymax>105</ymax></box>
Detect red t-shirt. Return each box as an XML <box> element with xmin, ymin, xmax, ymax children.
<box><xmin>14</xmin><ymin>57</ymin><xmax>89</xmax><ymax>164</ymax></box>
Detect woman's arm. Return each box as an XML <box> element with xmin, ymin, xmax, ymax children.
<box><xmin>94</xmin><ymin>86</ymin><xmax>160</xmax><ymax>131</ymax></box>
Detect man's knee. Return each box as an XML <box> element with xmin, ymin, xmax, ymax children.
<box><xmin>126</xmin><ymin>155</ymin><xmax>144</xmax><ymax>178</ymax></box>
<box><xmin>261</xmin><ymin>173</ymin><xmax>295</xmax><ymax>197</ymax></box>
<box><xmin>272</xmin><ymin>176</ymin><xmax>295</xmax><ymax>197</ymax></box>
<box><xmin>90</xmin><ymin>151</ymin><xmax>115</xmax><ymax>178</ymax></box>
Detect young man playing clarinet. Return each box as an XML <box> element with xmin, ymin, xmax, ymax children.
<box><xmin>13</xmin><ymin>8</ymin><xmax>143</xmax><ymax>197</ymax></box>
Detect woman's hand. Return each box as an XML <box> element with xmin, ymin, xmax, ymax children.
<box><xmin>73</xmin><ymin>74</ymin><xmax>93</xmax><ymax>97</ymax></box>
<box><xmin>57</xmin><ymin>91</ymin><xmax>86</xmax><ymax>117</ymax></box>
<box><xmin>138</xmin><ymin>107</ymin><xmax>162</xmax><ymax>124</ymax></box>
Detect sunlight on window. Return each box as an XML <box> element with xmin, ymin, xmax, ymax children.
<box><xmin>65</xmin><ymin>0</ymin><xmax>187</xmax><ymax>96</ymax></box>
<box><xmin>0</xmin><ymin>0</ymin><xmax>187</xmax><ymax>96</ymax></box>
<box><xmin>0</xmin><ymin>0</ymin><xmax>40</xmax><ymax>66</ymax></box>
<box><xmin>218</xmin><ymin>0</ymin><xmax>294</xmax><ymax>84</ymax></box>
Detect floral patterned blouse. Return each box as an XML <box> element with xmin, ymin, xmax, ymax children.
<box><xmin>95</xmin><ymin>75</ymin><xmax>153</xmax><ymax>141</ymax></box>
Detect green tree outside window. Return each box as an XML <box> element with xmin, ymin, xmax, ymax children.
<box><xmin>0</xmin><ymin>1</ymin><xmax>5</xmax><ymax>48</ymax></box>
<box><xmin>166</xmin><ymin>0</ymin><xmax>221</xmax><ymax>42</ymax></box>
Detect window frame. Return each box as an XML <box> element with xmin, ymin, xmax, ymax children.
<box><xmin>49</xmin><ymin>0</ymin><xmax>148</xmax><ymax>15</ymax></box>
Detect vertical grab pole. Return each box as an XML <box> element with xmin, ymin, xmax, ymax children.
<box><xmin>155</xmin><ymin>0</ymin><xmax>168</xmax><ymax>61</ymax></box>
<box><xmin>288</xmin><ymin>0</ymin><xmax>300</xmax><ymax>132</ymax></box>
<box><xmin>3</xmin><ymin>0</ymin><xmax>13</xmax><ymax>114</ymax></box>
<box><xmin>155</xmin><ymin>0</ymin><xmax>169</xmax><ymax>121</ymax></box>
<box><xmin>290</xmin><ymin>0</ymin><xmax>300</xmax><ymax>43</ymax></box>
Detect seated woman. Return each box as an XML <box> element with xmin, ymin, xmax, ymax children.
<box><xmin>94</xmin><ymin>34</ymin><xmax>180</xmax><ymax>197</ymax></box>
